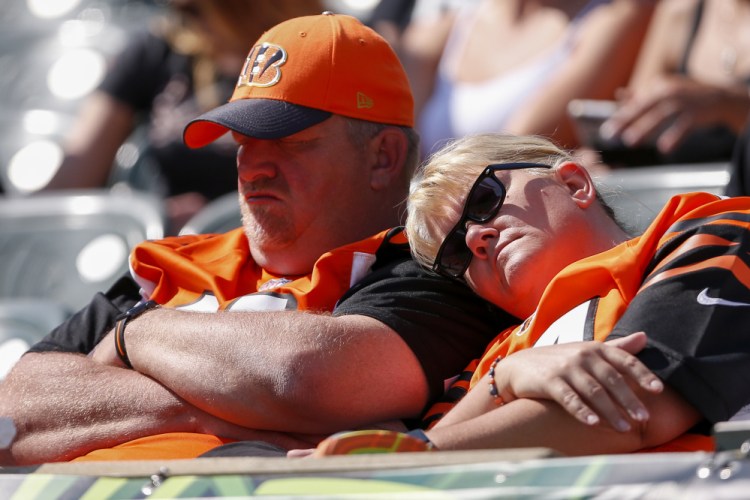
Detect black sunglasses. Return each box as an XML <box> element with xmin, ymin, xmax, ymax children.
<box><xmin>432</xmin><ymin>162</ymin><xmax>552</xmax><ymax>279</ymax></box>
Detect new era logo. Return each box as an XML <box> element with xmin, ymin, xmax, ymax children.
<box><xmin>357</xmin><ymin>92</ymin><xmax>374</xmax><ymax>109</ymax></box>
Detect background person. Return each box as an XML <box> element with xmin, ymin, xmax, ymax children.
<box><xmin>42</xmin><ymin>0</ymin><xmax>322</xmax><ymax>234</ymax></box>
<box><xmin>0</xmin><ymin>13</ymin><xmax>513</xmax><ymax>465</ymax></box>
<box><xmin>599</xmin><ymin>0</ymin><xmax>750</xmax><ymax>167</ymax></box>
<box><xmin>401</xmin><ymin>0</ymin><xmax>655</xmax><ymax>158</ymax></box>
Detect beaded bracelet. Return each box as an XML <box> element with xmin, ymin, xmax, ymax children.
<box><xmin>487</xmin><ymin>355</ymin><xmax>506</xmax><ymax>406</ymax></box>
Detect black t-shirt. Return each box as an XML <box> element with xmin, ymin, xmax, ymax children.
<box><xmin>609</xmin><ymin>209</ymin><xmax>750</xmax><ymax>424</ymax></box>
<box><xmin>100</xmin><ymin>29</ymin><xmax>237</xmax><ymax>200</ymax></box>
<box><xmin>333</xmin><ymin>228</ymin><xmax>515</xmax><ymax>404</ymax></box>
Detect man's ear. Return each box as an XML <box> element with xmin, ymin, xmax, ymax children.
<box><xmin>555</xmin><ymin>161</ymin><xmax>596</xmax><ymax>209</ymax></box>
<box><xmin>369</xmin><ymin>127</ymin><xmax>408</xmax><ymax>190</ymax></box>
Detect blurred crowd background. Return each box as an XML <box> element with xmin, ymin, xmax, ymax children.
<box><xmin>0</xmin><ymin>0</ymin><xmax>385</xmax><ymax>200</ymax></box>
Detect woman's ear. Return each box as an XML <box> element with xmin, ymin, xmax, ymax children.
<box><xmin>555</xmin><ymin>161</ymin><xmax>596</xmax><ymax>209</ymax></box>
<box><xmin>369</xmin><ymin>127</ymin><xmax>408</xmax><ymax>190</ymax></box>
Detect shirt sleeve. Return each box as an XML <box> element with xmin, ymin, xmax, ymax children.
<box><xmin>333</xmin><ymin>257</ymin><xmax>516</xmax><ymax>406</ymax></box>
<box><xmin>26</xmin><ymin>275</ymin><xmax>142</xmax><ymax>355</ymax></box>
<box><xmin>609</xmin><ymin>215</ymin><xmax>750</xmax><ymax>423</ymax></box>
<box><xmin>98</xmin><ymin>29</ymin><xmax>174</xmax><ymax>112</ymax></box>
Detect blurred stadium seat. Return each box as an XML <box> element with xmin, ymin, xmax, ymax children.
<box><xmin>179</xmin><ymin>191</ymin><xmax>242</xmax><ymax>235</ymax></box>
<box><xmin>0</xmin><ymin>0</ymin><xmax>163</xmax><ymax>196</ymax></box>
<box><xmin>598</xmin><ymin>162</ymin><xmax>730</xmax><ymax>233</ymax></box>
<box><xmin>0</xmin><ymin>189</ymin><xmax>164</xmax><ymax>312</ymax></box>
<box><xmin>0</xmin><ymin>298</ymin><xmax>69</xmax><ymax>379</ymax></box>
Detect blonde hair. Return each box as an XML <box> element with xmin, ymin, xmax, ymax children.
<box><xmin>405</xmin><ymin>134</ymin><xmax>574</xmax><ymax>270</ymax></box>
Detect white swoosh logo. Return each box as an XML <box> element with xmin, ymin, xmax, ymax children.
<box><xmin>697</xmin><ymin>288</ymin><xmax>750</xmax><ymax>307</ymax></box>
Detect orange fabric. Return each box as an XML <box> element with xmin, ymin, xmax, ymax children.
<box><xmin>72</xmin><ymin>433</ymin><xmax>233</xmax><ymax>462</ymax></box>
<box><xmin>130</xmin><ymin>227</ymin><xmax>387</xmax><ymax>312</ymax></box>
<box><xmin>639</xmin><ymin>434</ymin><xmax>715</xmax><ymax>453</ymax></box>
<box><xmin>184</xmin><ymin>13</ymin><xmax>413</xmax><ymax>148</ymax></box>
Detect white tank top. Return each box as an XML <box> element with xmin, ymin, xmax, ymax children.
<box><xmin>418</xmin><ymin>0</ymin><xmax>607</xmax><ymax>157</ymax></box>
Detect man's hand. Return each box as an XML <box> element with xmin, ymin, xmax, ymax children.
<box><xmin>496</xmin><ymin>332</ymin><xmax>663</xmax><ymax>431</ymax></box>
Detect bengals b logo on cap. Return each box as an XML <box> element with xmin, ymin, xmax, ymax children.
<box><xmin>184</xmin><ymin>13</ymin><xmax>414</xmax><ymax>149</ymax></box>
<box><xmin>237</xmin><ymin>43</ymin><xmax>288</xmax><ymax>88</ymax></box>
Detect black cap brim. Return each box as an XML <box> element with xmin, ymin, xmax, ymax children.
<box><xmin>183</xmin><ymin>99</ymin><xmax>332</xmax><ymax>148</ymax></box>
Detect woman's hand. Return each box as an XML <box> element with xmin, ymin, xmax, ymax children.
<box><xmin>497</xmin><ymin>331</ymin><xmax>663</xmax><ymax>431</ymax></box>
<box><xmin>600</xmin><ymin>76</ymin><xmax>750</xmax><ymax>155</ymax></box>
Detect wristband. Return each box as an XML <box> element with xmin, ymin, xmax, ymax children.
<box><xmin>114</xmin><ymin>300</ymin><xmax>159</xmax><ymax>369</ymax></box>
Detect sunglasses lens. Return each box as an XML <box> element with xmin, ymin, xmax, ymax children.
<box><xmin>436</xmin><ymin>228</ymin><xmax>471</xmax><ymax>277</ymax></box>
<box><xmin>468</xmin><ymin>177</ymin><xmax>505</xmax><ymax>221</ymax></box>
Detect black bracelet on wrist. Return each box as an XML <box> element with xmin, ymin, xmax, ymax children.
<box><xmin>114</xmin><ymin>300</ymin><xmax>159</xmax><ymax>369</ymax></box>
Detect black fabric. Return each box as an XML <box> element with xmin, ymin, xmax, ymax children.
<box><xmin>677</xmin><ymin>0</ymin><xmax>704</xmax><ymax>75</ymax></box>
<box><xmin>26</xmin><ymin>275</ymin><xmax>141</xmax><ymax>354</ymax></box>
<box><xmin>609</xmin><ymin>218</ymin><xmax>750</xmax><ymax>423</ymax></box>
<box><xmin>98</xmin><ymin>29</ymin><xmax>237</xmax><ymax>200</ymax></box>
<box><xmin>368</xmin><ymin>0</ymin><xmax>416</xmax><ymax>31</ymax></box>
<box><xmin>726</xmin><ymin>121</ymin><xmax>750</xmax><ymax>197</ymax></box>
<box><xmin>333</xmin><ymin>228</ymin><xmax>516</xmax><ymax>411</ymax></box>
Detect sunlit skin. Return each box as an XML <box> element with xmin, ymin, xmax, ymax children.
<box><xmin>459</xmin><ymin>163</ymin><xmax>629</xmax><ymax>318</ymax></box>
<box><xmin>234</xmin><ymin>115</ymin><xmax>403</xmax><ymax>276</ymax></box>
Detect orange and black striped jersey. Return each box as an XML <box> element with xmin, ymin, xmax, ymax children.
<box><xmin>424</xmin><ymin>193</ymin><xmax>750</xmax><ymax>451</ymax></box>
<box><xmin>129</xmin><ymin>227</ymin><xmax>395</xmax><ymax>313</ymax></box>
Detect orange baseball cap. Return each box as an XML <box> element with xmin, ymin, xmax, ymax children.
<box><xmin>183</xmin><ymin>12</ymin><xmax>414</xmax><ymax>148</ymax></box>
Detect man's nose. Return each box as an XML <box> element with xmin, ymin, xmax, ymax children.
<box><xmin>236</xmin><ymin>140</ymin><xmax>279</xmax><ymax>182</ymax></box>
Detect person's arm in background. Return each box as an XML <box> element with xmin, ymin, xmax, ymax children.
<box><xmin>43</xmin><ymin>91</ymin><xmax>135</xmax><ymax>189</ymax></box>
<box><xmin>601</xmin><ymin>0</ymin><xmax>750</xmax><ymax>155</ymax></box>
<box><xmin>505</xmin><ymin>0</ymin><xmax>655</xmax><ymax>148</ymax></box>
<box><xmin>399</xmin><ymin>4</ymin><xmax>457</xmax><ymax>119</ymax></box>
<box><xmin>43</xmin><ymin>29</ymin><xmax>164</xmax><ymax>191</ymax></box>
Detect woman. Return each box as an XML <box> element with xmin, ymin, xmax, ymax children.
<box><xmin>312</xmin><ymin>133</ymin><xmax>750</xmax><ymax>457</ymax></box>
<box><xmin>402</xmin><ymin>0</ymin><xmax>654</xmax><ymax>157</ymax></box>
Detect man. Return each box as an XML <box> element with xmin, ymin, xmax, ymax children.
<box><xmin>0</xmin><ymin>13</ymin><xmax>510</xmax><ymax>464</ymax></box>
